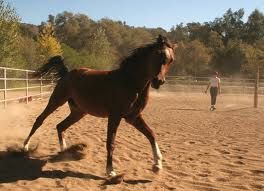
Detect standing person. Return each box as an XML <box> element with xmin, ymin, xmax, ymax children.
<box><xmin>205</xmin><ymin>71</ymin><xmax>221</xmax><ymax>111</ymax></box>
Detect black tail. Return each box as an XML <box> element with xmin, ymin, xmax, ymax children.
<box><xmin>33</xmin><ymin>56</ymin><xmax>69</xmax><ymax>80</ymax></box>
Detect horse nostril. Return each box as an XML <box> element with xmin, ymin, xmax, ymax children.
<box><xmin>159</xmin><ymin>80</ymin><xmax>165</xmax><ymax>85</ymax></box>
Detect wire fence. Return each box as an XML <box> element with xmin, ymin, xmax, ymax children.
<box><xmin>163</xmin><ymin>76</ymin><xmax>264</xmax><ymax>95</ymax></box>
<box><xmin>0</xmin><ymin>67</ymin><xmax>54</xmax><ymax>108</ymax></box>
<box><xmin>1</xmin><ymin>69</ymin><xmax>263</xmax><ymax>108</ymax></box>
<box><xmin>157</xmin><ymin>75</ymin><xmax>264</xmax><ymax>108</ymax></box>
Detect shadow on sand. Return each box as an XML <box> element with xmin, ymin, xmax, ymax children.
<box><xmin>0</xmin><ymin>145</ymin><xmax>105</xmax><ymax>183</ymax></box>
<box><xmin>48</xmin><ymin>143</ymin><xmax>87</xmax><ymax>163</ymax></box>
<box><xmin>0</xmin><ymin>144</ymin><xmax>152</xmax><ymax>186</ymax></box>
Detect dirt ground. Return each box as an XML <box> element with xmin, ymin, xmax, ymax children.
<box><xmin>0</xmin><ymin>91</ymin><xmax>263</xmax><ymax>191</ymax></box>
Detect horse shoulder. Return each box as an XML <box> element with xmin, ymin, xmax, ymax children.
<box><xmin>123</xmin><ymin>84</ymin><xmax>150</xmax><ymax>120</ymax></box>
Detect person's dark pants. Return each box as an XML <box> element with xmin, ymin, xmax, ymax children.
<box><xmin>210</xmin><ymin>87</ymin><xmax>218</xmax><ymax>106</ymax></box>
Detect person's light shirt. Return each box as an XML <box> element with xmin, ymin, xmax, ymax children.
<box><xmin>209</xmin><ymin>77</ymin><xmax>220</xmax><ymax>87</ymax></box>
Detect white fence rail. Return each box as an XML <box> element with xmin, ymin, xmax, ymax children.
<box><xmin>1</xmin><ymin>69</ymin><xmax>263</xmax><ymax>108</ymax></box>
<box><xmin>164</xmin><ymin>76</ymin><xmax>264</xmax><ymax>94</ymax></box>
<box><xmin>0</xmin><ymin>66</ymin><xmax>54</xmax><ymax>108</ymax></box>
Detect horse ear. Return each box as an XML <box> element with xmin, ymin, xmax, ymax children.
<box><xmin>172</xmin><ymin>43</ymin><xmax>178</xmax><ymax>50</ymax></box>
<box><xmin>157</xmin><ymin>35</ymin><xmax>165</xmax><ymax>44</ymax></box>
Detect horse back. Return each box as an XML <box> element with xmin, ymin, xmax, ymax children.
<box><xmin>64</xmin><ymin>68</ymin><xmax>141</xmax><ymax>117</ymax></box>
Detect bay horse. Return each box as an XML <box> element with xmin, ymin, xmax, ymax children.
<box><xmin>23</xmin><ymin>35</ymin><xmax>177</xmax><ymax>177</ymax></box>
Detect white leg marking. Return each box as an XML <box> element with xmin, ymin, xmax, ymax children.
<box><xmin>24</xmin><ymin>142</ymin><xmax>30</xmax><ymax>151</ymax></box>
<box><xmin>107</xmin><ymin>170</ymin><xmax>117</xmax><ymax>177</ymax></box>
<box><xmin>106</xmin><ymin>167</ymin><xmax>117</xmax><ymax>177</ymax></box>
<box><xmin>23</xmin><ymin>138</ymin><xmax>30</xmax><ymax>151</ymax></box>
<box><xmin>153</xmin><ymin>142</ymin><xmax>163</xmax><ymax>169</ymax></box>
<box><xmin>60</xmin><ymin>138</ymin><xmax>67</xmax><ymax>151</ymax></box>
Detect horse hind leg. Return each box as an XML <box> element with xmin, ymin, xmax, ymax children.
<box><xmin>24</xmin><ymin>106</ymin><xmax>59</xmax><ymax>151</ymax></box>
<box><xmin>24</xmin><ymin>83</ymin><xmax>69</xmax><ymax>151</ymax></box>
<box><xmin>56</xmin><ymin>100</ymin><xmax>85</xmax><ymax>151</ymax></box>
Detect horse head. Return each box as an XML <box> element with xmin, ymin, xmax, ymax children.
<box><xmin>150</xmin><ymin>35</ymin><xmax>177</xmax><ymax>89</ymax></box>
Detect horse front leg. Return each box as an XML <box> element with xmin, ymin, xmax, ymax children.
<box><xmin>106</xmin><ymin>115</ymin><xmax>121</xmax><ymax>177</ymax></box>
<box><xmin>126</xmin><ymin>114</ymin><xmax>163</xmax><ymax>173</ymax></box>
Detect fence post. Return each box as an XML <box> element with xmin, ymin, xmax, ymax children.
<box><xmin>254</xmin><ymin>65</ymin><xmax>259</xmax><ymax>108</ymax></box>
<box><xmin>188</xmin><ymin>76</ymin><xmax>191</xmax><ymax>92</ymax></box>
<box><xmin>40</xmin><ymin>75</ymin><xmax>43</xmax><ymax>98</ymax></box>
<box><xmin>26</xmin><ymin>71</ymin><xmax>29</xmax><ymax>104</ymax></box>
<box><xmin>242</xmin><ymin>79</ymin><xmax>245</xmax><ymax>94</ymax></box>
<box><xmin>4</xmin><ymin>68</ymin><xmax>7</xmax><ymax>108</ymax></box>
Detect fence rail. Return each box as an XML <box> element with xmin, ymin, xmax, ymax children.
<box><xmin>1</xmin><ymin>68</ymin><xmax>263</xmax><ymax>108</ymax></box>
<box><xmin>0</xmin><ymin>66</ymin><xmax>54</xmax><ymax>108</ymax></box>
<box><xmin>165</xmin><ymin>75</ymin><xmax>264</xmax><ymax>94</ymax></box>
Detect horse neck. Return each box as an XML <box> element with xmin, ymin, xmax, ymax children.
<box><xmin>118</xmin><ymin>65</ymin><xmax>150</xmax><ymax>94</ymax></box>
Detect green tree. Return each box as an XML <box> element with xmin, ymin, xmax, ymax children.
<box><xmin>169</xmin><ymin>41</ymin><xmax>187</xmax><ymax>75</ymax></box>
<box><xmin>186</xmin><ymin>40</ymin><xmax>211</xmax><ymax>77</ymax></box>
<box><xmin>242</xmin><ymin>41</ymin><xmax>264</xmax><ymax>107</ymax></box>
<box><xmin>244</xmin><ymin>9</ymin><xmax>264</xmax><ymax>44</ymax></box>
<box><xmin>242</xmin><ymin>42</ymin><xmax>264</xmax><ymax>76</ymax></box>
<box><xmin>99</xmin><ymin>18</ymin><xmax>125</xmax><ymax>60</ymax></box>
<box><xmin>82</xmin><ymin>27</ymin><xmax>113</xmax><ymax>69</ymax></box>
<box><xmin>210</xmin><ymin>9</ymin><xmax>245</xmax><ymax>45</ymax></box>
<box><xmin>85</xmin><ymin>27</ymin><xmax>110</xmax><ymax>55</ymax></box>
<box><xmin>169</xmin><ymin>23</ymin><xmax>189</xmax><ymax>42</ymax></box>
<box><xmin>211</xmin><ymin>40</ymin><xmax>245</xmax><ymax>75</ymax></box>
<box><xmin>13</xmin><ymin>8</ymin><xmax>264</xmax><ymax>77</ymax></box>
<box><xmin>18</xmin><ymin>36</ymin><xmax>39</xmax><ymax>69</ymax></box>
<box><xmin>54</xmin><ymin>12</ymin><xmax>93</xmax><ymax>50</ymax></box>
<box><xmin>206</xmin><ymin>31</ymin><xmax>224</xmax><ymax>50</ymax></box>
<box><xmin>62</xmin><ymin>43</ymin><xmax>87</xmax><ymax>69</ymax></box>
<box><xmin>187</xmin><ymin>22</ymin><xmax>211</xmax><ymax>43</ymax></box>
<box><xmin>171</xmin><ymin>40</ymin><xmax>211</xmax><ymax>76</ymax></box>
<box><xmin>0</xmin><ymin>0</ymin><xmax>20</xmax><ymax>67</ymax></box>
<box><xmin>20</xmin><ymin>23</ymin><xmax>39</xmax><ymax>40</ymax></box>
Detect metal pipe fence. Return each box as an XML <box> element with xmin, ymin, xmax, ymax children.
<box><xmin>164</xmin><ymin>75</ymin><xmax>264</xmax><ymax>95</ymax></box>
<box><xmin>1</xmin><ymin>69</ymin><xmax>263</xmax><ymax>108</ymax></box>
<box><xmin>0</xmin><ymin>66</ymin><xmax>54</xmax><ymax>108</ymax></box>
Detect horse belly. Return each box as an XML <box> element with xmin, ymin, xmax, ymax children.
<box><xmin>70</xmin><ymin>82</ymin><xmax>111</xmax><ymax>118</ymax></box>
<box><xmin>68</xmin><ymin>70</ymin><xmax>127</xmax><ymax>118</ymax></box>
<box><xmin>74</xmin><ymin>94</ymin><xmax>110</xmax><ymax>117</ymax></box>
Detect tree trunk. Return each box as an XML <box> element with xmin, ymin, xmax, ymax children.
<box><xmin>254</xmin><ymin>64</ymin><xmax>259</xmax><ymax>108</ymax></box>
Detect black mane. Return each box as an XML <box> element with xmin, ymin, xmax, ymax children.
<box><xmin>119</xmin><ymin>43</ymin><xmax>156</xmax><ymax>71</ymax></box>
<box><xmin>119</xmin><ymin>35</ymin><xmax>173</xmax><ymax>72</ymax></box>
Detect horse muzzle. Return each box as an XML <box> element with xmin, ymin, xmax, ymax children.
<box><xmin>151</xmin><ymin>77</ymin><xmax>166</xmax><ymax>89</ymax></box>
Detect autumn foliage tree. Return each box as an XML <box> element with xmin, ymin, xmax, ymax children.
<box><xmin>37</xmin><ymin>22</ymin><xmax>62</xmax><ymax>63</ymax></box>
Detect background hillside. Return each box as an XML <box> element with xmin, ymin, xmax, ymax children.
<box><xmin>1</xmin><ymin>0</ymin><xmax>264</xmax><ymax>77</ymax></box>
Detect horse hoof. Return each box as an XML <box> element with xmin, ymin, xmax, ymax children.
<box><xmin>106</xmin><ymin>173</ymin><xmax>125</xmax><ymax>184</ymax></box>
<box><xmin>107</xmin><ymin>171</ymin><xmax>117</xmax><ymax>177</ymax></box>
<box><xmin>152</xmin><ymin>164</ymin><xmax>162</xmax><ymax>174</ymax></box>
